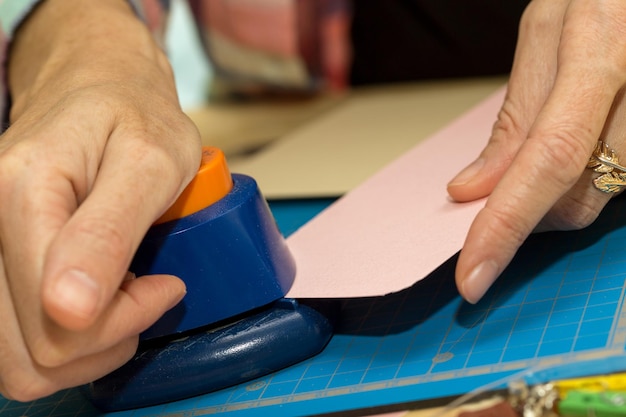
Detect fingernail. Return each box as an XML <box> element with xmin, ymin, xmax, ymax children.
<box><xmin>448</xmin><ymin>158</ymin><xmax>485</xmax><ymax>187</ymax></box>
<box><xmin>168</xmin><ymin>289</ymin><xmax>187</xmax><ymax>311</ymax></box>
<box><xmin>461</xmin><ymin>260</ymin><xmax>499</xmax><ymax>304</ymax></box>
<box><xmin>123</xmin><ymin>271</ymin><xmax>137</xmax><ymax>282</ymax></box>
<box><xmin>51</xmin><ymin>269</ymin><xmax>100</xmax><ymax>319</ymax></box>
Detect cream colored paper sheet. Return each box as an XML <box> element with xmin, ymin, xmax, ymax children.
<box><xmin>285</xmin><ymin>87</ymin><xmax>506</xmax><ymax>298</ymax></box>
<box><xmin>228</xmin><ymin>77</ymin><xmax>506</xmax><ymax>199</ymax></box>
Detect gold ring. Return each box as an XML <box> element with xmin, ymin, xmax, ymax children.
<box><xmin>587</xmin><ymin>140</ymin><xmax>626</xmax><ymax>193</ymax></box>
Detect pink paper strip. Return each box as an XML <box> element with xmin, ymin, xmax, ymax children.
<box><xmin>286</xmin><ymin>87</ymin><xmax>506</xmax><ymax>298</ymax></box>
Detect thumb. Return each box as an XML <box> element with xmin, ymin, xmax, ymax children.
<box><xmin>41</xmin><ymin>146</ymin><xmax>196</xmax><ymax>331</ymax></box>
<box><xmin>40</xmin><ymin>208</ymin><xmax>174</xmax><ymax>331</ymax></box>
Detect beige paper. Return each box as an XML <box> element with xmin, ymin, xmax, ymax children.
<box><xmin>229</xmin><ymin>77</ymin><xmax>506</xmax><ymax>198</ymax></box>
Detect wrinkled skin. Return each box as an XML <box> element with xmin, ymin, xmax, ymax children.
<box><xmin>0</xmin><ymin>0</ymin><xmax>200</xmax><ymax>401</ymax></box>
<box><xmin>448</xmin><ymin>0</ymin><xmax>626</xmax><ymax>303</ymax></box>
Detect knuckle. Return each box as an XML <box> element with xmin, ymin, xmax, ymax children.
<box><xmin>176</xmin><ymin>131</ymin><xmax>203</xmax><ymax>183</ymax></box>
<box><xmin>483</xmin><ymin>202</ymin><xmax>533</xmax><ymax>250</ymax></box>
<box><xmin>559</xmin><ymin>206</ymin><xmax>600</xmax><ymax>230</ymax></box>
<box><xmin>550</xmin><ymin>194</ymin><xmax>605</xmax><ymax>230</ymax></box>
<box><xmin>133</xmin><ymin>141</ymin><xmax>183</xmax><ymax>184</ymax></box>
<box><xmin>520</xmin><ymin>0</ymin><xmax>562</xmax><ymax>35</ymax></box>
<box><xmin>488</xmin><ymin>103</ymin><xmax>526</xmax><ymax>158</ymax></box>
<box><xmin>125</xmin><ymin>103</ymin><xmax>199</xmax><ymax>150</ymax></box>
<box><xmin>526</xmin><ymin>130</ymin><xmax>591</xmax><ymax>188</ymax></box>
<box><xmin>0</xmin><ymin>142</ymin><xmax>32</xmax><ymax>187</ymax></box>
<box><xmin>127</xmin><ymin>132</ymin><xmax>201</xmax><ymax>191</ymax></box>
<box><xmin>27</xmin><ymin>333</ymin><xmax>73</xmax><ymax>369</ymax></box>
<box><xmin>492</xmin><ymin>102</ymin><xmax>521</xmax><ymax>140</ymax></box>
<box><xmin>74</xmin><ymin>213</ymin><xmax>131</xmax><ymax>262</ymax></box>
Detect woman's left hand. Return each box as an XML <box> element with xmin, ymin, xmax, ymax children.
<box><xmin>447</xmin><ymin>0</ymin><xmax>626</xmax><ymax>303</ymax></box>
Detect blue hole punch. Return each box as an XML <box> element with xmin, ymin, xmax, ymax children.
<box><xmin>82</xmin><ymin>148</ymin><xmax>335</xmax><ymax>411</ymax></box>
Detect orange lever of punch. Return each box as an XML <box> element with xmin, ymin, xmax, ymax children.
<box><xmin>155</xmin><ymin>147</ymin><xmax>233</xmax><ymax>225</ymax></box>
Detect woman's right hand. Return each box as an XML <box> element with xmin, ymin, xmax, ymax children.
<box><xmin>0</xmin><ymin>0</ymin><xmax>201</xmax><ymax>401</ymax></box>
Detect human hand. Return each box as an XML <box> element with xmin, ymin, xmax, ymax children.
<box><xmin>447</xmin><ymin>0</ymin><xmax>626</xmax><ymax>303</ymax></box>
<box><xmin>0</xmin><ymin>0</ymin><xmax>201</xmax><ymax>401</ymax></box>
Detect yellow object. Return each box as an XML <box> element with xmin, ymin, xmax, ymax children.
<box><xmin>155</xmin><ymin>147</ymin><xmax>233</xmax><ymax>224</ymax></box>
<box><xmin>554</xmin><ymin>373</ymin><xmax>626</xmax><ymax>398</ymax></box>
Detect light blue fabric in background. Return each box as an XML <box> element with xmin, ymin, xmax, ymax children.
<box><xmin>165</xmin><ymin>0</ymin><xmax>212</xmax><ymax>110</ymax></box>
<box><xmin>0</xmin><ymin>0</ymin><xmax>40</xmax><ymax>35</ymax></box>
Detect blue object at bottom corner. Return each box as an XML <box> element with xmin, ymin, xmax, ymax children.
<box><xmin>83</xmin><ymin>298</ymin><xmax>337</xmax><ymax>412</ymax></box>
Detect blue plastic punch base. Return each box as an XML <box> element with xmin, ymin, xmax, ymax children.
<box><xmin>81</xmin><ymin>174</ymin><xmax>336</xmax><ymax>411</ymax></box>
<box><xmin>134</xmin><ymin>174</ymin><xmax>296</xmax><ymax>340</ymax></box>
<box><xmin>83</xmin><ymin>298</ymin><xmax>337</xmax><ymax>412</ymax></box>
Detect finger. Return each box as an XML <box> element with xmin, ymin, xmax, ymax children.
<box><xmin>537</xmin><ymin>167</ymin><xmax>611</xmax><ymax>232</ymax></box>
<box><xmin>41</xmin><ymin>131</ymin><xmax>198</xmax><ymax>331</ymax></box>
<box><xmin>32</xmin><ymin>273</ymin><xmax>185</xmax><ymax>367</ymax></box>
<box><xmin>0</xmin><ymin>336</ymin><xmax>138</xmax><ymax>403</ymax></box>
<box><xmin>456</xmin><ymin>3</ymin><xmax>626</xmax><ymax>303</ymax></box>
<box><xmin>538</xmin><ymin>88</ymin><xmax>626</xmax><ymax>231</ymax></box>
<box><xmin>447</xmin><ymin>0</ymin><xmax>565</xmax><ymax>202</ymax></box>
<box><xmin>0</xmin><ymin>93</ymin><xmax>120</xmax><ymax>335</ymax></box>
<box><xmin>458</xmin><ymin>86</ymin><xmax>619</xmax><ymax>304</ymax></box>
<box><xmin>0</xmin><ymin>138</ymin><xmax>93</xmax><ymax>356</ymax></box>
<box><xmin>0</xmin><ymin>88</ymin><xmax>199</xmax><ymax>367</ymax></box>
<box><xmin>0</xmin><ymin>250</ymin><xmax>136</xmax><ymax>402</ymax></box>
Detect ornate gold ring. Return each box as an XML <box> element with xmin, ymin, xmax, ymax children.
<box><xmin>587</xmin><ymin>140</ymin><xmax>626</xmax><ymax>193</ymax></box>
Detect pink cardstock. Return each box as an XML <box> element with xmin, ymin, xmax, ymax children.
<box><xmin>285</xmin><ymin>86</ymin><xmax>506</xmax><ymax>298</ymax></box>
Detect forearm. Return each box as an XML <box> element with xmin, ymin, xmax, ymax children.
<box><xmin>7</xmin><ymin>0</ymin><xmax>176</xmax><ymax>122</ymax></box>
